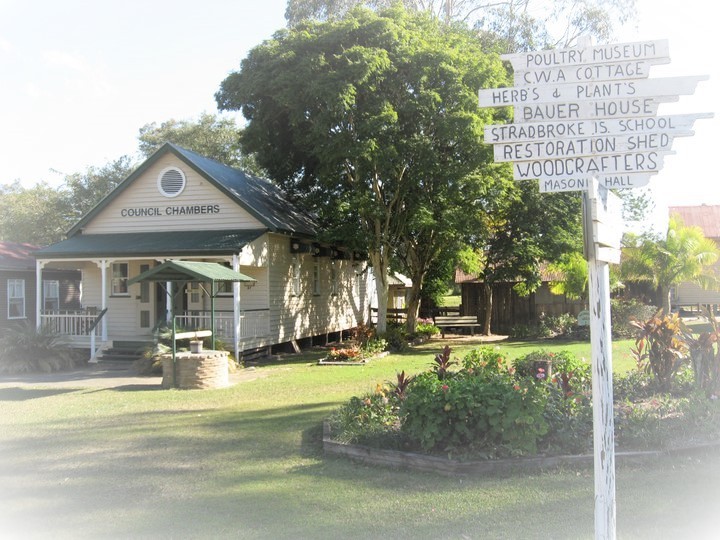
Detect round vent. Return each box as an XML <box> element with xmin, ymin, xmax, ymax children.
<box><xmin>157</xmin><ymin>167</ymin><xmax>186</xmax><ymax>198</ymax></box>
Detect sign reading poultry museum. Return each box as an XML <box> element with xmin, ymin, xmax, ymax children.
<box><xmin>478</xmin><ymin>39</ymin><xmax>712</xmax><ymax>193</ymax></box>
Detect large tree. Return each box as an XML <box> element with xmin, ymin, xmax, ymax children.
<box><xmin>468</xmin><ymin>181</ymin><xmax>583</xmax><ymax>335</ymax></box>
<box><xmin>137</xmin><ymin>113</ymin><xmax>259</xmax><ymax>173</ymax></box>
<box><xmin>0</xmin><ymin>181</ymin><xmax>72</xmax><ymax>246</ymax></box>
<box><xmin>62</xmin><ymin>156</ymin><xmax>136</xmax><ymax>221</ymax></box>
<box><xmin>216</xmin><ymin>6</ymin><xmax>508</xmax><ymax>332</ymax></box>
<box><xmin>285</xmin><ymin>0</ymin><xmax>636</xmax><ymax>50</ymax></box>
<box><xmin>621</xmin><ymin>217</ymin><xmax>720</xmax><ymax>313</ymax></box>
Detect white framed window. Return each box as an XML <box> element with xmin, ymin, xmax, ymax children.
<box><xmin>312</xmin><ymin>260</ymin><xmax>321</xmax><ymax>295</ymax></box>
<box><xmin>330</xmin><ymin>262</ymin><xmax>338</xmax><ymax>296</ymax></box>
<box><xmin>43</xmin><ymin>280</ymin><xmax>60</xmax><ymax>311</ymax></box>
<box><xmin>354</xmin><ymin>269</ymin><xmax>361</xmax><ymax>298</ymax></box>
<box><xmin>8</xmin><ymin>279</ymin><xmax>25</xmax><ymax>319</ymax></box>
<box><xmin>111</xmin><ymin>263</ymin><xmax>129</xmax><ymax>296</ymax></box>
<box><xmin>215</xmin><ymin>262</ymin><xmax>234</xmax><ymax>295</ymax></box>
<box><xmin>292</xmin><ymin>256</ymin><xmax>301</xmax><ymax>296</ymax></box>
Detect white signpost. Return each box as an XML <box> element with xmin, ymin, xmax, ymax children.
<box><xmin>478</xmin><ymin>37</ymin><xmax>712</xmax><ymax>540</ymax></box>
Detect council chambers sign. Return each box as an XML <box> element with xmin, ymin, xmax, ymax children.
<box><xmin>479</xmin><ymin>39</ymin><xmax>712</xmax><ymax>193</ymax></box>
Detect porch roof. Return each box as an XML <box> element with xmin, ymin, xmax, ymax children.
<box><xmin>128</xmin><ymin>260</ymin><xmax>255</xmax><ymax>285</ymax></box>
<box><xmin>34</xmin><ymin>229</ymin><xmax>266</xmax><ymax>259</ymax></box>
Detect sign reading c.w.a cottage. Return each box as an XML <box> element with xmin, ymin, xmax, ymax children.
<box><xmin>120</xmin><ymin>204</ymin><xmax>221</xmax><ymax>218</ymax></box>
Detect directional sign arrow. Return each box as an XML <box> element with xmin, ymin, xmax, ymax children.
<box><xmin>513</xmin><ymin>59</ymin><xmax>670</xmax><ymax>86</ymax></box>
<box><xmin>494</xmin><ymin>132</ymin><xmax>679</xmax><ymax>162</ymax></box>
<box><xmin>479</xmin><ymin>76</ymin><xmax>708</xmax><ymax>107</ymax></box>
<box><xmin>484</xmin><ymin>114</ymin><xmax>711</xmax><ymax>143</ymax></box>
<box><xmin>512</xmin><ymin>151</ymin><xmax>669</xmax><ymax>180</ymax></box>
<box><xmin>501</xmin><ymin>39</ymin><xmax>670</xmax><ymax>70</ymax></box>
<box><xmin>538</xmin><ymin>173</ymin><xmax>654</xmax><ymax>192</ymax></box>
<box><xmin>516</xmin><ymin>97</ymin><xmax>675</xmax><ymax>123</ymax></box>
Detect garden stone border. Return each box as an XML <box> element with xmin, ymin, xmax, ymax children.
<box><xmin>322</xmin><ymin>422</ymin><xmax>720</xmax><ymax>476</ymax></box>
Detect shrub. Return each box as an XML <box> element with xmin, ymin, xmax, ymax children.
<box><xmin>400</xmin><ymin>369</ymin><xmax>549</xmax><ymax>457</ymax></box>
<box><xmin>381</xmin><ymin>323</ymin><xmax>409</xmax><ymax>352</ymax></box>
<box><xmin>540</xmin><ymin>313</ymin><xmax>577</xmax><ymax>337</ymax></box>
<box><xmin>541</xmin><ymin>383</ymin><xmax>593</xmax><ymax>455</ymax></box>
<box><xmin>685</xmin><ymin>306</ymin><xmax>720</xmax><ymax>398</ymax></box>
<box><xmin>431</xmin><ymin>345</ymin><xmax>457</xmax><ymax>380</ymax></box>
<box><xmin>362</xmin><ymin>338</ymin><xmax>388</xmax><ymax>356</ymax></box>
<box><xmin>461</xmin><ymin>346</ymin><xmax>509</xmax><ymax>378</ymax></box>
<box><xmin>415</xmin><ymin>318</ymin><xmax>440</xmax><ymax>338</ymax></box>
<box><xmin>513</xmin><ymin>350</ymin><xmax>556</xmax><ymax>381</ymax></box>
<box><xmin>611</xmin><ymin>299</ymin><xmax>658</xmax><ymax>338</ymax></box>
<box><xmin>0</xmin><ymin>322</ymin><xmax>79</xmax><ymax>373</ymax></box>
<box><xmin>631</xmin><ymin>310</ymin><xmax>689</xmax><ymax>392</ymax></box>
<box><xmin>328</xmin><ymin>385</ymin><xmax>405</xmax><ymax>447</ymax></box>
<box><xmin>510</xmin><ymin>314</ymin><xmax>578</xmax><ymax>339</ymax></box>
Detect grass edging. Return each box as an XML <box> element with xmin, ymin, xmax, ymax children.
<box><xmin>322</xmin><ymin>422</ymin><xmax>720</xmax><ymax>476</ymax></box>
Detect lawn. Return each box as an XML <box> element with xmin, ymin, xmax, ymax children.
<box><xmin>0</xmin><ymin>336</ymin><xmax>718</xmax><ymax>539</ymax></box>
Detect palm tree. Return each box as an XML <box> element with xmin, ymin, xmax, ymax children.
<box><xmin>620</xmin><ymin>217</ymin><xmax>720</xmax><ymax>313</ymax></box>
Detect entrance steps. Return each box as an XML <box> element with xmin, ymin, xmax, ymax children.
<box><xmin>97</xmin><ymin>340</ymin><xmax>151</xmax><ymax>363</ymax></box>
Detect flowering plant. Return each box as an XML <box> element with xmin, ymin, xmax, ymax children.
<box><xmin>328</xmin><ymin>346</ymin><xmax>362</xmax><ymax>361</ymax></box>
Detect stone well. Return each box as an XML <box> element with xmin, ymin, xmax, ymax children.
<box><xmin>161</xmin><ymin>350</ymin><xmax>230</xmax><ymax>389</ymax></box>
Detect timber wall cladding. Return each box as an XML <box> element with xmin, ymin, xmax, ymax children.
<box><xmin>84</xmin><ymin>155</ymin><xmax>264</xmax><ymax>234</ymax></box>
<box><xmin>267</xmin><ymin>234</ymin><xmax>365</xmax><ymax>344</ymax></box>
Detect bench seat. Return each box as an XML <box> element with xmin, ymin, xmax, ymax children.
<box><xmin>433</xmin><ymin>316</ymin><xmax>481</xmax><ymax>338</ymax></box>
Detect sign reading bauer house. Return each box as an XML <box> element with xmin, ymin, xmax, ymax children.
<box><xmin>479</xmin><ymin>39</ymin><xmax>712</xmax><ymax>193</ymax></box>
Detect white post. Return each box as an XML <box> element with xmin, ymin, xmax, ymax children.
<box><xmin>100</xmin><ymin>260</ymin><xmax>108</xmax><ymax>341</ymax></box>
<box><xmin>166</xmin><ymin>281</ymin><xmax>173</xmax><ymax>324</ymax></box>
<box><xmin>232</xmin><ymin>254</ymin><xmax>241</xmax><ymax>363</ymax></box>
<box><xmin>35</xmin><ymin>260</ymin><xmax>44</xmax><ymax>330</ymax></box>
<box><xmin>584</xmin><ymin>179</ymin><xmax>617</xmax><ymax>540</ymax></box>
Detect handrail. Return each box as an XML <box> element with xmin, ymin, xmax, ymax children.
<box><xmin>87</xmin><ymin>308</ymin><xmax>108</xmax><ymax>333</ymax></box>
<box><xmin>88</xmin><ymin>308</ymin><xmax>108</xmax><ymax>363</ymax></box>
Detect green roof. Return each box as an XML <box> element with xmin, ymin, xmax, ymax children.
<box><xmin>128</xmin><ymin>260</ymin><xmax>255</xmax><ymax>285</ymax></box>
<box><xmin>35</xmin><ymin>229</ymin><xmax>265</xmax><ymax>259</ymax></box>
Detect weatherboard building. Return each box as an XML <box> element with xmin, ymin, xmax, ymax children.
<box><xmin>35</xmin><ymin>143</ymin><xmax>374</xmax><ymax>360</ymax></box>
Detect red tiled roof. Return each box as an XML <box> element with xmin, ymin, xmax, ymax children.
<box><xmin>0</xmin><ymin>241</ymin><xmax>39</xmax><ymax>271</ymax></box>
<box><xmin>669</xmin><ymin>205</ymin><xmax>720</xmax><ymax>240</ymax></box>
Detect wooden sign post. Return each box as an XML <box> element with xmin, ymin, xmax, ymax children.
<box><xmin>479</xmin><ymin>37</ymin><xmax>712</xmax><ymax>540</ymax></box>
<box><xmin>583</xmin><ymin>179</ymin><xmax>622</xmax><ymax>538</ymax></box>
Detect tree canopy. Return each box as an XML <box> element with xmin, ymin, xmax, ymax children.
<box><xmin>284</xmin><ymin>0</ymin><xmax>637</xmax><ymax>51</ymax></box>
<box><xmin>216</xmin><ymin>6</ymin><xmax>510</xmax><ymax>331</ymax></box>
<box><xmin>620</xmin><ymin>216</ymin><xmax>720</xmax><ymax>313</ymax></box>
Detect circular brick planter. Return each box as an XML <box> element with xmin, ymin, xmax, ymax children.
<box><xmin>161</xmin><ymin>350</ymin><xmax>230</xmax><ymax>389</ymax></box>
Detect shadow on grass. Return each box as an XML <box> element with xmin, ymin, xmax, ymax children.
<box><xmin>0</xmin><ymin>386</ymin><xmax>78</xmax><ymax>401</ymax></box>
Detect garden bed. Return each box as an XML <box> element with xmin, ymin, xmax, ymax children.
<box><xmin>318</xmin><ymin>351</ymin><xmax>389</xmax><ymax>365</ymax></box>
<box><xmin>323</xmin><ymin>421</ymin><xmax>720</xmax><ymax>476</ymax></box>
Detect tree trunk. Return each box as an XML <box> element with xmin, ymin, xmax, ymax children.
<box><xmin>370</xmin><ymin>251</ymin><xmax>389</xmax><ymax>334</ymax></box>
<box><xmin>482</xmin><ymin>282</ymin><xmax>493</xmax><ymax>336</ymax></box>
<box><xmin>405</xmin><ymin>275</ymin><xmax>424</xmax><ymax>334</ymax></box>
<box><xmin>661</xmin><ymin>285</ymin><xmax>672</xmax><ymax>314</ymax></box>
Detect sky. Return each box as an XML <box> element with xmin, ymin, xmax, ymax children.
<box><xmin>1</xmin><ymin>0</ymin><xmax>718</xmax><ymax>231</ymax></box>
